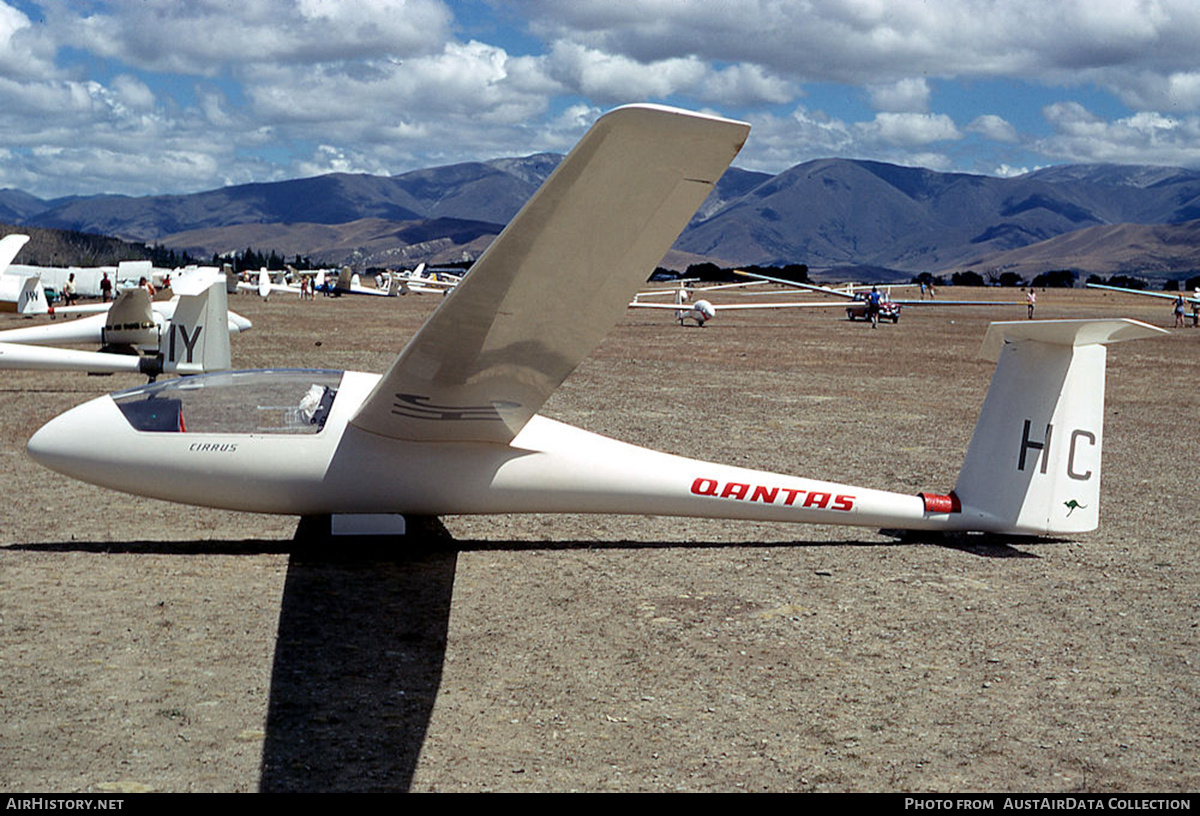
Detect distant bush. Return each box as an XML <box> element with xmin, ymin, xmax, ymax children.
<box><xmin>1087</xmin><ymin>274</ymin><xmax>1145</xmax><ymax>290</ymax></box>
<box><xmin>1030</xmin><ymin>269</ymin><xmax>1077</xmax><ymax>288</ymax></box>
<box><xmin>951</xmin><ymin>270</ymin><xmax>985</xmax><ymax>286</ymax></box>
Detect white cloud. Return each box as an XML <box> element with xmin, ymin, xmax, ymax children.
<box><xmin>2</xmin><ymin>1</ymin><xmax>1200</xmax><ymax>197</ymax></box>
<box><xmin>50</xmin><ymin>0</ymin><xmax>452</xmax><ymax>76</ymax></box>
<box><xmin>967</xmin><ymin>115</ymin><xmax>1018</xmax><ymax>143</ymax></box>
<box><xmin>546</xmin><ymin>40</ymin><xmax>706</xmax><ymax>102</ymax></box>
<box><xmin>993</xmin><ymin>164</ymin><xmax>1032</xmax><ymax>178</ymax></box>
<box><xmin>701</xmin><ymin>63</ymin><xmax>795</xmax><ymax>106</ymax></box>
<box><xmin>1038</xmin><ymin>101</ymin><xmax>1200</xmax><ymax>166</ymax></box>
<box><xmin>0</xmin><ymin>2</ymin><xmax>58</xmax><ymax>79</ymax></box>
<box><xmin>869</xmin><ymin>78</ymin><xmax>931</xmax><ymax>113</ymax></box>
<box><xmin>864</xmin><ymin>112</ymin><xmax>961</xmax><ymax>147</ymax></box>
<box><xmin>518</xmin><ymin>0</ymin><xmax>1200</xmax><ymax>108</ymax></box>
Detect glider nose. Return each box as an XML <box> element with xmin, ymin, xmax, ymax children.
<box><xmin>27</xmin><ymin>396</ymin><xmax>119</xmax><ymax>480</ymax></box>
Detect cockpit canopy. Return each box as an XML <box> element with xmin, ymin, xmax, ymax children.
<box><xmin>113</xmin><ymin>369</ymin><xmax>343</xmax><ymax>434</ymax></box>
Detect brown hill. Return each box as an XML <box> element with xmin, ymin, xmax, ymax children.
<box><xmin>945</xmin><ymin>218</ymin><xmax>1200</xmax><ymax>278</ymax></box>
<box><xmin>157</xmin><ymin>216</ymin><xmax>504</xmax><ymax>267</ymax></box>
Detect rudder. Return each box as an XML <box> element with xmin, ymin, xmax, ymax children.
<box><xmin>953</xmin><ymin>319</ymin><xmax>1165</xmax><ymax>535</ymax></box>
<box><xmin>162</xmin><ymin>280</ymin><xmax>231</xmax><ymax>374</ymax></box>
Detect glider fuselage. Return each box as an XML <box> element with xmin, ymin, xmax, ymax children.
<box><xmin>27</xmin><ymin>368</ymin><xmax>964</xmax><ymax>531</ymax></box>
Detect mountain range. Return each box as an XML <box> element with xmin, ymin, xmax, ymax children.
<box><xmin>4</xmin><ymin>155</ymin><xmax>1200</xmax><ymax>279</ymax></box>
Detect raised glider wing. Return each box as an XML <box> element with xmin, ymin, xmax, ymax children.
<box><xmin>27</xmin><ymin>104</ymin><xmax>1165</xmax><ymax>537</ymax></box>
<box><xmin>0</xmin><ymin>275</ymin><xmax>243</xmax><ymax>376</ymax></box>
<box><xmin>734</xmin><ymin>270</ymin><xmax>1025</xmax><ymax>323</ymax></box>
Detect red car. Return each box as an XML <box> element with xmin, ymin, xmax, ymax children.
<box><xmin>846</xmin><ymin>297</ymin><xmax>901</xmax><ymax>323</ymax></box>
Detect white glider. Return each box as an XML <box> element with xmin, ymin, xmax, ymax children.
<box><xmin>236</xmin><ymin>268</ymin><xmax>300</xmax><ymax>300</ymax></box>
<box><xmin>1086</xmin><ymin>281</ymin><xmax>1200</xmax><ymax>327</ymax></box>
<box><xmin>394</xmin><ymin>263</ymin><xmax>461</xmax><ymax>295</ymax></box>
<box><xmin>734</xmin><ymin>269</ymin><xmax>1025</xmax><ymax>323</ymax></box>
<box><xmin>330</xmin><ymin>266</ymin><xmax>402</xmax><ymax>297</ymax></box>
<box><xmin>27</xmin><ymin>105</ymin><xmax>1165</xmax><ymax>537</ymax></box>
<box><xmin>1086</xmin><ymin>281</ymin><xmax>1200</xmax><ymax>306</ymax></box>
<box><xmin>629</xmin><ymin>280</ymin><xmax>844</xmax><ymax>326</ymax></box>
<box><xmin>0</xmin><ymin>273</ymin><xmax>245</xmax><ymax>376</ymax></box>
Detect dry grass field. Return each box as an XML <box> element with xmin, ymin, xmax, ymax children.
<box><xmin>1</xmin><ymin>285</ymin><xmax>1197</xmax><ymax>792</ymax></box>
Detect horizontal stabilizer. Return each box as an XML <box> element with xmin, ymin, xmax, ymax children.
<box><xmin>978</xmin><ymin>318</ymin><xmax>1167</xmax><ymax>362</ymax></box>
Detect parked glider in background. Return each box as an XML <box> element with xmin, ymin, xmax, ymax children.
<box><xmin>0</xmin><ymin>234</ymin><xmax>48</xmax><ymax>315</ymax></box>
<box><xmin>236</xmin><ymin>268</ymin><xmax>300</xmax><ymax>300</ymax></box>
<box><xmin>331</xmin><ymin>266</ymin><xmax>401</xmax><ymax>297</ymax></box>
<box><xmin>27</xmin><ymin>105</ymin><xmax>1165</xmax><ymax>539</ymax></box>
<box><xmin>393</xmin><ymin>263</ymin><xmax>461</xmax><ymax>295</ymax></box>
<box><xmin>734</xmin><ymin>270</ymin><xmax>1025</xmax><ymax>323</ymax></box>
<box><xmin>0</xmin><ymin>274</ymin><xmax>245</xmax><ymax>377</ymax></box>
<box><xmin>629</xmin><ymin>279</ymin><xmax>846</xmax><ymax>326</ymax></box>
<box><xmin>1086</xmin><ymin>282</ymin><xmax>1200</xmax><ymax>324</ymax></box>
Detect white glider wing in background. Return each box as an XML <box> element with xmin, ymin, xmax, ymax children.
<box><xmin>1086</xmin><ymin>281</ymin><xmax>1200</xmax><ymax>309</ymax></box>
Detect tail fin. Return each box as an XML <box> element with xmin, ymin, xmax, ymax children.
<box><xmin>161</xmin><ymin>280</ymin><xmax>231</xmax><ymax>374</ymax></box>
<box><xmin>16</xmin><ymin>275</ymin><xmax>47</xmax><ymax>315</ymax></box>
<box><xmin>101</xmin><ymin>288</ymin><xmax>157</xmax><ymax>349</ymax></box>
<box><xmin>386</xmin><ymin>270</ymin><xmax>401</xmax><ymax>296</ymax></box>
<box><xmin>953</xmin><ymin>319</ymin><xmax>1166</xmax><ymax>535</ymax></box>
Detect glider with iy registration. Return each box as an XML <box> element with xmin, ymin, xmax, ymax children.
<box><xmin>27</xmin><ymin>104</ymin><xmax>1165</xmax><ymax>537</ymax></box>
<box><xmin>0</xmin><ymin>269</ymin><xmax>248</xmax><ymax>377</ymax></box>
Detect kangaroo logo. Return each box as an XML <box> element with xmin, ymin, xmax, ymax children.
<box><xmin>1064</xmin><ymin>499</ymin><xmax>1087</xmax><ymax>516</ymax></box>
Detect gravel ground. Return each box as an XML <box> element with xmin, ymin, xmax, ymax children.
<box><xmin>1</xmin><ymin>286</ymin><xmax>1197</xmax><ymax>793</ymax></box>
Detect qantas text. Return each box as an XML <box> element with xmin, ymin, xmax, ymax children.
<box><xmin>691</xmin><ymin>478</ymin><xmax>855</xmax><ymax>511</ymax></box>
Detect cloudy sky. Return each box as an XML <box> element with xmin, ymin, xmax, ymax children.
<box><xmin>1</xmin><ymin>0</ymin><xmax>1199</xmax><ymax>199</ymax></box>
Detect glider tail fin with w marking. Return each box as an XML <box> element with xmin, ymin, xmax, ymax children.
<box><xmin>951</xmin><ymin>319</ymin><xmax>1165</xmax><ymax>535</ymax></box>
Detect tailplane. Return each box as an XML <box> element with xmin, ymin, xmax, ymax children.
<box><xmin>952</xmin><ymin>319</ymin><xmax>1165</xmax><ymax>535</ymax></box>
